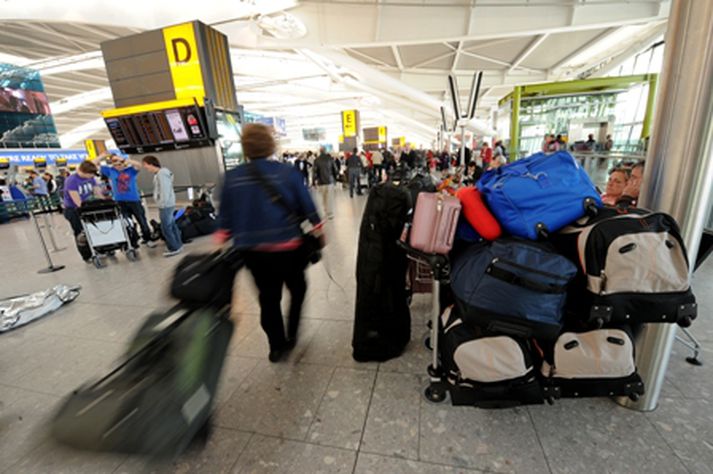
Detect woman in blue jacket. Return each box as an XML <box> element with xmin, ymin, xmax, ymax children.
<box><xmin>216</xmin><ymin>124</ymin><xmax>324</xmax><ymax>362</ymax></box>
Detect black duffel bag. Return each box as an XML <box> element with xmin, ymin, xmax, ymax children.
<box><xmin>170</xmin><ymin>248</ymin><xmax>243</xmax><ymax>306</ymax></box>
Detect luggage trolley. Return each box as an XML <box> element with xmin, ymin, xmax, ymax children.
<box><xmin>397</xmin><ymin>240</ymin><xmax>451</xmax><ymax>403</ymax></box>
<box><xmin>79</xmin><ymin>200</ymin><xmax>139</xmax><ymax>269</ymax></box>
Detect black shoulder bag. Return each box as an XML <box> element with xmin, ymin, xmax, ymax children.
<box><xmin>248</xmin><ymin>163</ymin><xmax>323</xmax><ymax>264</ymax></box>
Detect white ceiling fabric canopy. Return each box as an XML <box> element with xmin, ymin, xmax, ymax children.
<box><xmin>0</xmin><ymin>0</ymin><xmax>669</xmax><ymax>148</ymax></box>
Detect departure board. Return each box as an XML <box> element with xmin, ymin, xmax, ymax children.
<box><xmin>104</xmin><ymin>105</ymin><xmax>211</xmax><ymax>154</ymax></box>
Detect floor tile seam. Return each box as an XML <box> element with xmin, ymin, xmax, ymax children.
<box><xmin>643</xmin><ymin>412</ymin><xmax>694</xmax><ymax>474</ymax></box>
<box><xmin>227</xmin><ymin>431</ymin><xmax>257</xmax><ymax>474</ymax></box>
<box><xmin>247</xmin><ymin>428</ymin><xmax>361</xmax><ymax>455</ymax></box>
<box><xmin>416</xmin><ymin>386</ymin><xmax>423</xmax><ymax>463</ymax></box>
<box><xmin>525</xmin><ymin>406</ymin><xmax>555</xmax><ymax>474</ymax></box>
<box><xmin>352</xmin><ymin>362</ymin><xmax>380</xmax><ymax>471</ymax></box>
<box><xmin>0</xmin><ymin>380</ymin><xmax>64</xmax><ymax>399</ymax></box>
<box><xmin>304</xmin><ymin>365</ymin><xmax>338</xmax><ymax>441</ymax></box>
<box><xmin>355</xmin><ymin>451</ymin><xmax>492</xmax><ymax>474</ymax></box>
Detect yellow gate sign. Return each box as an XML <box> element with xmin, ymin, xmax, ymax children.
<box><xmin>341</xmin><ymin>110</ymin><xmax>358</xmax><ymax>138</ymax></box>
<box><xmin>163</xmin><ymin>22</ymin><xmax>206</xmax><ymax>104</ymax></box>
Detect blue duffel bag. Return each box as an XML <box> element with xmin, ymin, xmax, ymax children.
<box><xmin>451</xmin><ymin>239</ymin><xmax>577</xmax><ymax>340</ymax></box>
<box><xmin>477</xmin><ymin>151</ymin><xmax>601</xmax><ymax>240</ymax></box>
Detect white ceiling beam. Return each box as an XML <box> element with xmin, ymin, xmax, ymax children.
<box><xmin>587</xmin><ymin>25</ymin><xmax>667</xmax><ymax>78</ymax></box>
<box><xmin>59</xmin><ymin>118</ymin><xmax>106</xmax><ymax>148</ymax></box>
<box><xmin>507</xmin><ymin>33</ymin><xmax>548</xmax><ymax>75</ymax></box>
<box><xmin>0</xmin><ymin>28</ymin><xmax>79</xmax><ymax>55</ymax></box>
<box><xmin>70</xmin><ymin>22</ymin><xmax>124</xmax><ymax>41</ymax></box>
<box><xmin>50</xmin><ymin>87</ymin><xmax>112</xmax><ymax>115</ymax></box>
<box><xmin>23</xmin><ymin>22</ymin><xmax>97</xmax><ymax>51</ymax></box>
<box><xmin>547</xmin><ymin>27</ymin><xmax>620</xmax><ymax>73</ymax></box>
<box><xmin>465</xmin><ymin>37</ymin><xmax>523</xmax><ymax>52</ymax></box>
<box><xmin>410</xmin><ymin>48</ymin><xmax>456</xmax><ymax>69</ymax></box>
<box><xmin>391</xmin><ymin>45</ymin><xmax>404</xmax><ymax>71</ymax></box>
<box><xmin>451</xmin><ymin>41</ymin><xmax>463</xmax><ymax>72</ymax></box>
<box><xmin>458</xmin><ymin>49</ymin><xmax>543</xmax><ymax>74</ymax></box>
<box><xmin>344</xmin><ymin>47</ymin><xmax>393</xmax><ymax>68</ymax></box>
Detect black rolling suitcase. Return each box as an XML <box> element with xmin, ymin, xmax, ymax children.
<box><xmin>352</xmin><ymin>183</ymin><xmax>412</xmax><ymax>362</ymax></box>
<box><xmin>539</xmin><ymin>327</ymin><xmax>644</xmax><ymax>401</ymax></box>
<box><xmin>439</xmin><ymin>306</ymin><xmax>544</xmax><ymax>408</ymax></box>
<box><xmin>51</xmin><ymin>305</ymin><xmax>234</xmax><ymax>457</ymax></box>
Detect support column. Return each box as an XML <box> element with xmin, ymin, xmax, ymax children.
<box><xmin>640</xmin><ymin>73</ymin><xmax>659</xmax><ymax>142</ymax></box>
<box><xmin>619</xmin><ymin>0</ymin><xmax>713</xmax><ymax>412</ymax></box>
<box><xmin>509</xmin><ymin>86</ymin><xmax>522</xmax><ymax>160</ymax></box>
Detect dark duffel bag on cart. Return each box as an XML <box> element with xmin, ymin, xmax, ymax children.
<box><xmin>51</xmin><ymin>305</ymin><xmax>234</xmax><ymax>458</ymax></box>
<box><xmin>539</xmin><ymin>327</ymin><xmax>644</xmax><ymax>401</ymax></box>
<box><xmin>556</xmin><ymin>208</ymin><xmax>697</xmax><ymax>328</ymax></box>
<box><xmin>439</xmin><ymin>306</ymin><xmax>544</xmax><ymax>407</ymax></box>
<box><xmin>450</xmin><ymin>239</ymin><xmax>577</xmax><ymax>340</ymax></box>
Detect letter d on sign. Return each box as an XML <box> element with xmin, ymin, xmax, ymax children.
<box><xmin>171</xmin><ymin>38</ymin><xmax>191</xmax><ymax>63</ymax></box>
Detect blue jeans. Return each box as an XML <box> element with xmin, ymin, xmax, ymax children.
<box><xmin>159</xmin><ymin>207</ymin><xmax>182</xmax><ymax>251</ymax></box>
<box><xmin>348</xmin><ymin>169</ymin><xmax>361</xmax><ymax>197</ymax></box>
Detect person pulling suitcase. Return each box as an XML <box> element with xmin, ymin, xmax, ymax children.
<box><xmin>214</xmin><ymin>123</ymin><xmax>325</xmax><ymax>362</ymax></box>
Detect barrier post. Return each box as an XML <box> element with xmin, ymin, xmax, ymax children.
<box><xmin>30</xmin><ymin>205</ymin><xmax>65</xmax><ymax>274</ymax></box>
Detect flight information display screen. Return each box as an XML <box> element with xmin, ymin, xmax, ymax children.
<box><xmin>104</xmin><ymin>105</ymin><xmax>210</xmax><ymax>154</ymax></box>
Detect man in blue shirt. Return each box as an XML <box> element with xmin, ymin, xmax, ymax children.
<box><xmin>28</xmin><ymin>170</ymin><xmax>48</xmax><ymax>197</ymax></box>
<box><xmin>96</xmin><ymin>153</ymin><xmax>155</xmax><ymax>247</ymax></box>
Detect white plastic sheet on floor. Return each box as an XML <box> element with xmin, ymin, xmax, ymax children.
<box><xmin>0</xmin><ymin>284</ymin><xmax>80</xmax><ymax>333</ymax></box>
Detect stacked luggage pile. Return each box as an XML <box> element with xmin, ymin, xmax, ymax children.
<box><xmin>404</xmin><ymin>150</ymin><xmax>697</xmax><ymax>408</ymax></box>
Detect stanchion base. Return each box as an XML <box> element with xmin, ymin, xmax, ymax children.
<box><xmin>38</xmin><ymin>265</ymin><xmax>65</xmax><ymax>274</ymax></box>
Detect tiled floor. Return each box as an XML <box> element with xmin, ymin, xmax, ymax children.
<box><xmin>0</xmin><ymin>189</ymin><xmax>711</xmax><ymax>474</ymax></box>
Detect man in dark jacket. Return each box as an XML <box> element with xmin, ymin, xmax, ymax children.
<box><xmin>313</xmin><ymin>147</ymin><xmax>339</xmax><ymax>219</ymax></box>
<box><xmin>346</xmin><ymin>148</ymin><xmax>363</xmax><ymax>198</ymax></box>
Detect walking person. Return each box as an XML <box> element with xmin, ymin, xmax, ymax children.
<box><xmin>346</xmin><ymin>148</ymin><xmax>363</xmax><ymax>198</ymax></box>
<box><xmin>215</xmin><ymin>123</ymin><xmax>324</xmax><ymax>362</ymax></box>
<box><xmin>141</xmin><ymin>155</ymin><xmax>183</xmax><ymax>257</ymax></box>
<box><xmin>313</xmin><ymin>147</ymin><xmax>339</xmax><ymax>219</ymax></box>
<box><xmin>371</xmin><ymin>147</ymin><xmax>384</xmax><ymax>182</ymax></box>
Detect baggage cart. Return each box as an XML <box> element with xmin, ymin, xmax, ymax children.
<box><xmin>79</xmin><ymin>200</ymin><xmax>139</xmax><ymax>268</ymax></box>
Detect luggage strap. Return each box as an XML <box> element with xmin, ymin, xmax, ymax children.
<box><xmin>486</xmin><ymin>265</ymin><xmax>567</xmax><ymax>294</ymax></box>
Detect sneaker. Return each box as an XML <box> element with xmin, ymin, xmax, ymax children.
<box><xmin>268</xmin><ymin>348</ymin><xmax>284</xmax><ymax>363</ymax></box>
<box><xmin>163</xmin><ymin>247</ymin><xmax>183</xmax><ymax>257</ymax></box>
<box><xmin>143</xmin><ymin>240</ymin><xmax>157</xmax><ymax>248</ymax></box>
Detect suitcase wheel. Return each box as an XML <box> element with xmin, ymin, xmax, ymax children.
<box><xmin>423</xmin><ymin>384</ymin><xmax>449</xmax><ymax>404</ymax></box>
<box><xmin>628</xmin><ymin>392</ymin><xmax>640</xmax><ymax>402</ymax></box>
<box><xmin>423</xmin><ymin>332</ymin><xmax>433</xmax><ymax>351</ymax></box>
<box><xmin>678</xmin><ymin>316</ymin><xmax>693</xmax><ymax>328</ymax></box>
<box><xmin>126</xmin><ymin>249</ymin><xmax>139</xmax><ymax>262</ymax></box>
<box><xmin>92</xmin><ymin>256</ymin><xmax>104</xmax><ymax>269</ymax></box>
<box><xmin>535</xmin><ymin>222</ymin><xmax>549</xmax><ymax>239</ymax></box>
<box><xmin>584</xmin><ymin>197</ymin><xmax>599</xmax><ymax>217</ymax></box>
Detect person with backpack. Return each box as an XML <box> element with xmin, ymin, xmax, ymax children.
<box><xmin>313</xmin><ymin>147</ymin><xmax>339</xmax><ymax>219</ymax></box>
<box><xmin>346</xmin><ymin>148</ymin><xmax>363</xmax><ymax>198</ymax></box>
<box><xmin>141</xmin><ymin>155</ymin><xmax>183</xmax><ymax>257</ymax></box>
<box><xmin>215</xmin><ymin>123</ymin><xmax>324</xmax><ymax>362</ymax></box>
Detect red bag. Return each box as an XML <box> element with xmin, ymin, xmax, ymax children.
<box><xmin>456</xmin><ymin>186</ymin><xmax>502</xmax><ymax>240</ymax></box>
<box><xmin>410</xmin><ymin>193</ymin><xmax>462</xmax><ymax>254</ymax></box>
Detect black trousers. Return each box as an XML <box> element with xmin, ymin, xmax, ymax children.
<box><xmin>63</xmin><ymin>207</ymin><xmax>82</xmax><ymax>236</ymax></box>
<box><xmin>244</xmin><ymin>248</ymin><xmax>308</xmax><ymax>351</ymax></box>
<box><xmin>118</xmin><ymin>200</ymin><xmax>151</xmax><ymax>241</ymax></box>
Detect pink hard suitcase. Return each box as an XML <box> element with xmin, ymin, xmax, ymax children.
<box><xmin>409</xmin><ymin>193</ymin><xmax>462</xmax><ymax>254</ymax></box>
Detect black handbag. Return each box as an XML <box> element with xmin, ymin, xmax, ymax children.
<box><xmin>247</xmin><ymin>163</ymin><xmax>324</xmax><ymax>264</ymax></box>
<box><xmin>170</xmin><ymin>248</ymin><xmax>243</xmax><ymax>306</ymax></box>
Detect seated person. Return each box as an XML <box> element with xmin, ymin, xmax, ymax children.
<box><xmin>601</xmin><ymin>168</ymin><xmax>629</xmax><ymax>206</ymax></box>
<box><xmin>616</xmin><ymin>162</ymin><xmax>644</xmax><ymax>208</ymax></box>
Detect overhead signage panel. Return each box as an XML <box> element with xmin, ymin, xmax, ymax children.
<box><xmin>341</xmin><ymin>110</ymin><xmax>359</xmax><ymax>138</ymax></box>
<box><xmin>162</xmin><ymin>22</ymin><xmax>206</xmax><ymax>104</ymax></box>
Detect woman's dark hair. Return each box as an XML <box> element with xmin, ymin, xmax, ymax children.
<box><xmin>241</xmin><ymin>123</ymin><xmax>275</xmax><ymax>159</ymax></box>
<box><xmin>79</xmin><ymin>160</ymin><xmax>98</xmax><ymax>175</ymax></box>
<box><xmin>142</xmin><ymin>155</ymin><xmax>161</xmax><ymax>168</ymax></box>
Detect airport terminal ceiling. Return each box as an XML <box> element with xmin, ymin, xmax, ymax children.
<box><xmin>0</xmin><ymin>0</ymin><xmax>670</xmax><ymax>149</ymax></box>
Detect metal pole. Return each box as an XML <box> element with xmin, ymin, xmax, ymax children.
<box><xmin>41</xmin><ymin>212</ymin><xmax>65</xmax><ymax>252</ymax></box>
<box><xmin>640</xmin><ymin>74</ymin><xmax>659</xmax><ymax>143</ymax></box>
<box><xmin>509</xmin><ymin>86</ymin><xmax>522</xmax><ymax>160</ymax></box>
<box><xmin>618</xmin><ymin>0</ymin><xmax>713</xmax><ymax>411</ymax></box>
<box><xmin>459</xmin><ymin>125</ymin><xmax>466</xmax><ymax>166</ymax></box>
<box><xmin>30</xmin><ymin>207</ymin><xmax>65</xmax><ymax>274</ymax></box>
